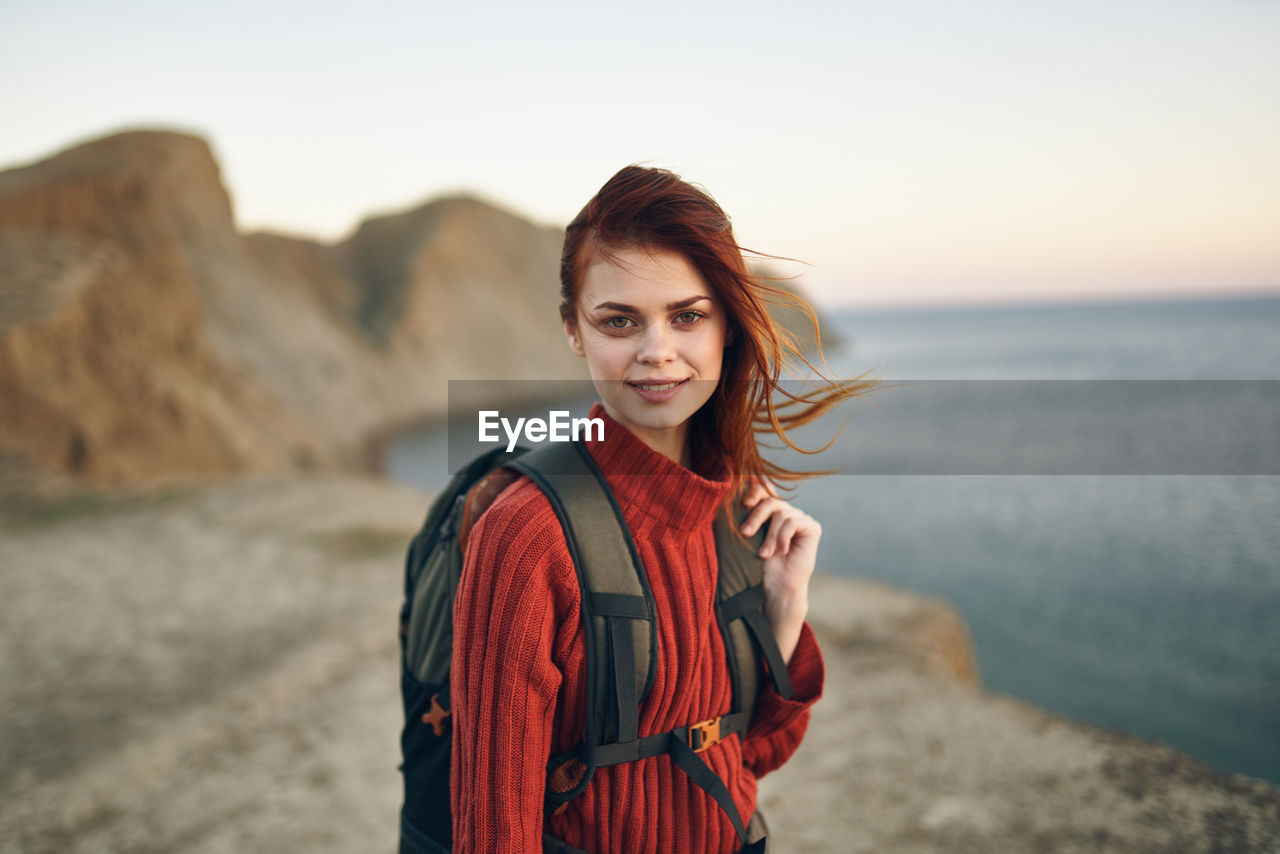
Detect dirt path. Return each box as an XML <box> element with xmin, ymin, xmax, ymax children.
<box><xmin>1</xmin><ymin>476</ymin><xmax>1276</xmax><ymax>853</ymax></box>
<box><xmin>1</xmin><ymin>475</ymin><xmax>424</xmax><ymax>853</ymax></box>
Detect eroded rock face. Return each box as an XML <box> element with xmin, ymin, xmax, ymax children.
<box><xmin>0</xmin><ymin>131</ymin><xmax>239</xmax><ymax>253</ymax></box>
<box><xmin>0</xmin><ymin>131</ymin><xmax>581</xmax><ymax>488</ymax></box>
<box><xmin>0</xmin><ymin>129</ymin><xmax>843</xmax><ymax>490</ymax></box>
<box><xmin>0</xmin><ymin>132</ymin><xmax>327</xmax><ymax>486</ymax></box>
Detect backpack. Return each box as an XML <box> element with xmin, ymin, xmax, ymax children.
<box><xmin>397</xmin><ymin>439</ymin><xmax>793</xmax><ymax>854</ymax></box>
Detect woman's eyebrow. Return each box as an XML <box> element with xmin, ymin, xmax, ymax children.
<box><xmin>592</xmin><ymin>296</ymin><xmax>711</xmax><ymax>312</ymax></box>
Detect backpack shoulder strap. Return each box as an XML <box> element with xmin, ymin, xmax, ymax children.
<box><xmin>713</xmin><ymin>501</ymin><xmax>794</xmax><ymax>705</ymax></box>
<box><xmin>505</xmin><ymin>440</ymin><xmax>657</xmax><ymax>749</ymax></box>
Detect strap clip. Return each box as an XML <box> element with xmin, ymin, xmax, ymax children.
<box><xmin>688</xmin><ymin>716</ymin><xmax>722</xmax><ymax>753</ymax></box>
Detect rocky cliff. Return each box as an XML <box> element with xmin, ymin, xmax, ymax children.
<box><xmin>0</xmin><ymin>129</ymin><xmax>843</xmax><ymax>492</ymax></box>
<box><xmin>0</xmin><ymin>133</ymin><xmax>327</xmax><ymax>488</ymax></box>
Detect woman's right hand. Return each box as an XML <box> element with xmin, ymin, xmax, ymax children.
<box><xmin>738</xmin><ymin>478</ymin><xmax>821</xmax><ymax>666</ymax></box>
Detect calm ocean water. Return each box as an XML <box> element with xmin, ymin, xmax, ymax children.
<box><xmin>385</xmin><ymin>294</ymin><xmax>1280</xmax><ymax>785</ymax></box>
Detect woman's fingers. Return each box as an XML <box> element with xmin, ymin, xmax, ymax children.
<box><xmin>740</xmin><ymin>485</ymin><xmax>823</xmax><ymax>562</ymax></box>
<box><xmin>741</xmin><ymin>479</ymin><xmax>772</xmax><ymax>509</ymax></box>
<box><xmin>759</xmin><ymin>514</ymin><xmax>781</xmax><ymax>557</ymax></box>
<box><xmin>739</xmin><ymin>496</ymin><xmax>782</xmax><ymax>536</ymax></box>
<box><xmin>776</xmin><ymin>515</ymin><xmax>800</xmax><ymax>556</ymax></box>
<box><xmin>741</xmin><ymin>476</ymin><xmax>780</xmax><ymax>509</ymax></box>
<box><xmin>762</xmin><ymin>511</ymin><xmax>823</xmax><ymax>559</ymax></box>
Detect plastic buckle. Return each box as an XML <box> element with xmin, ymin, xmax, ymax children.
<box><xmin>688</xmin><ymin>716</ymin><xmax>722</xmax><ymax>753</ymax></box>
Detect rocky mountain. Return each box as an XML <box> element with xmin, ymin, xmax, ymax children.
<box><xmin>0</xmin><ymin>132</ymin><xmax>327</xmax><ymax>489</ymax></box>
<box><xmin>0</xmin><ymin>129</ymin><xmax>844</xmax><ymax>490</ymax></box>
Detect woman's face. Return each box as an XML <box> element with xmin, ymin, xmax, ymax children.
<box><xmin>564</xmin><ymin>244</ymin><xmax>732</xmax><ymax>466</ymax></box>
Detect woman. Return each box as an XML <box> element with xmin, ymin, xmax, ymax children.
<box><xmin>450</xmin><ymin>166</ymin><xmax>873</xmax><ymax>853</ymax></box>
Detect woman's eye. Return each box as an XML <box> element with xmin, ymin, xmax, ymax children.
<box><xmin>676</xmin><ymin>311</ymin><xmax>704</xmax><ymax>325</ymax></box>
<box><xmin>605</xmin><ymin>316</ymin><xmax>633</xmax><ymax>329</ymax></box>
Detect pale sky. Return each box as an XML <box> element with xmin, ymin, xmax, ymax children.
<box><xmin>3</xmin><ymin>0</ymin><xmax>1278</xmax><ymax>308</ymax></box>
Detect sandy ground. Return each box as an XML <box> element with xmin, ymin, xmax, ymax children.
<box><xmin>1</xmin><ymin>475</ymin><xmax>1276</xmax><ymax>853</ymax></box>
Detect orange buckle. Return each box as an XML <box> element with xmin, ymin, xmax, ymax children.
<box><xmin>688</xmin><ymin>716</ymin><xmax>722</xmax><ymax>753</ymax></box>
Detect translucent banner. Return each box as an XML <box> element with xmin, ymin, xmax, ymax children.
<box><xmin>443</xmin><ymin>380</ymin><xmax>1280</xmax><ymax>476</ymax></box>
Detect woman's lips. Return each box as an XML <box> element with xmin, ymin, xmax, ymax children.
<box><xmin>626</xmin><ymin>378</ymin><xmax>689</xmax><ymax>403</ymax></box>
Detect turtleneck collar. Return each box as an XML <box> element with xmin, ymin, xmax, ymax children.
<box><xmin>581</xmin><ymin>400</ymin><xmax>735</xmax><ymax>534</ymax></box>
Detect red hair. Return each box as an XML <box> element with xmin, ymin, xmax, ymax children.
<box><xmin>560</xmin><ymin>165</ymin><xmax>877</xmax><ymax>531</ymax></box>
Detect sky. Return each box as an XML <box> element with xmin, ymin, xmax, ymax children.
<box><xmin>2</xmin><ymin>0</ymin><xmax>1278</xmax><ymax>309</ymax></box>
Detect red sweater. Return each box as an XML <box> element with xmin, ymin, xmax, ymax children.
<box><xmin>451</xmin><ymin>401</ymin><xmax>825</xmax><ymax>853</ymax></box>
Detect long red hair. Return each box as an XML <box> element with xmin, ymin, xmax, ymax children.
<box><xmin>560</xmin><ymin>165</ymin><xmax>878</xmax><ymax>529</ymax></box>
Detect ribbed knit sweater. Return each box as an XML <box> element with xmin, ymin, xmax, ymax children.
<box><xmin>451</xmin><ymin>401</ymin><xmax>825</xmax><ymax>853</ymax></box>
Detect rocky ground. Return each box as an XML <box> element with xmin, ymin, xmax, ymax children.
<box><xmin>1</xmin><ymin>476</ymin><xmax>1276</xmax><ymax>853</ymax></box>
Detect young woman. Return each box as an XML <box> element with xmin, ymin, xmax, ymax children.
<box><xmin>450</xmin><ymin>166</ymin><xmax>874</xmax><ymax>853</ymax></box>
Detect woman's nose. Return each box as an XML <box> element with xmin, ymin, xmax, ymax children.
<box><xmin>637</xmin><ymin>323</ymin><xmax>676</xmax><ymax>365</ymax></box>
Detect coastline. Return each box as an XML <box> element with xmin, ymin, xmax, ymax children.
<box><xmin>762</xmin><ymin>575</ymin><xmax>1280</xmax><ymax>851</ymax></box>
<box><xmin>2</xmin><ymin>474</ymin><xmax>1275</xmax><ymax>852</ymax></box>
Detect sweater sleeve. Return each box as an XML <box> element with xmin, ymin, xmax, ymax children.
<box><xmin>450</xmin><ymin>483</ymin><xmax>573</xmax><ymax>853</ymax></box>
<box><xmin>740</xmin><ymin>620</ymin><xmax>825</xmax><ymax>779</ymax></box>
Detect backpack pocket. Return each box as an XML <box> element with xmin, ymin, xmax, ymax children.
<box><xmin>400</xmin><ymin>666</ymin><xmax>453</xmax><ymax>852</ymax></box>
<box><xmin>401</xmin><ymin>493</ymin><xmax>466</xmax><ymax>851</ymax></box>
<box><xmin>405</xmin><ymin>495</ymin><xmax>465</xmax><ymax>684</ymax></box>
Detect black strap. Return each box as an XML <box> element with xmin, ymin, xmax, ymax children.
<box><xmin>575</xmin><ymin>710</ymin><xmax>763</xmax><ymax>851</ymax></box>
<box><xmin>720</xmin><ymin>587</ymin><xmax>793</xmax><ymax>701</ymax></box>
<box><xmin>717</xmin><ymin>585</ymin><xmax>765</xmax><ymax>622</ymax></box>
<box><xmin>742</xmin><ymin>608</ymin><xmax>792</xmax><ymax>701</ymax></box>
<box><xmin>580</xmin><ymin>710</ymin><xmax>753</xmax><ymax>767</ymax></box>
<box><xmin>609</xmin><ymin>617</ymin><xmax>639</xmax><ymax>744</ymax></box>
<box><xmin>589</xmin><ymin>592</ymin><xmax>648</xmax><ymax>619</ymax></box>
<box><xmin>585</xmin><ymin>594</ymin><xmax>648</xmax><ymax>743</ymax></box>
<box><xmin>668</xmin><ymin>737</ymin><xmax>757</xmax><ymax>851</ymax></box>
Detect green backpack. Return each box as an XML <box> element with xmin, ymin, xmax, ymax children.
<box><xmin>398</xmin><ymin>439</ymin><xmax>791</xmax><ymax>854</ymax></box>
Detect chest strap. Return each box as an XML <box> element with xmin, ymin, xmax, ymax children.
<box><xmin>557</xmin><ymin>710</ymin><xmax>762</xmax><ymax>853</ymax></box>
<box><xmin>579</xmin><ymin>709</ymin><xmax>753</xmax><ymax>766</ymax></box>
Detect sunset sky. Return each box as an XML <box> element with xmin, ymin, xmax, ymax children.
<box><xmin>3</xmin><ymin>0</ymin><xmax>1278</xmax><ymax>308</ymax></box>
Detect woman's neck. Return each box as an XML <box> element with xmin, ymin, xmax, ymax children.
<box><xmin>599</xmin><ymin>403</ymin><xmax>692</xmax><ymax>469</ymax></box>
<box><xmin>583</xmin><ymin>401</ymin><xmax>733</xmax><ymax>534</ymax></box>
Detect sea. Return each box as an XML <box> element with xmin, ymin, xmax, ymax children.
<box><xmin>383</xmin><ymin>293</ymin><xmax>1280</xmax><ymax>785</ymax></box>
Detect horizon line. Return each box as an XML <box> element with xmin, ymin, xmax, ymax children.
<box><xmin>821</xmin><ymin>285</ymin><xmax>1280</xmax><ymax>315</ymax></box>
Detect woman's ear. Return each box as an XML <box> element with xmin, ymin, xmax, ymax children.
<box><xmin>563</xmin><ymin>318</ymin><xmax>585</xmax><ymax>357</ymax></box>
<box><xmin>724</xmin><ymin>324</ymin><xmax>736</xmax><ymax>347</ymax></box>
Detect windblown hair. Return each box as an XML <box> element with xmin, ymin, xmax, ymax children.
<box><xmin>560</xmin><ymin>165</ymin><xmax>878</xmax><ymax>527</ymax></box>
